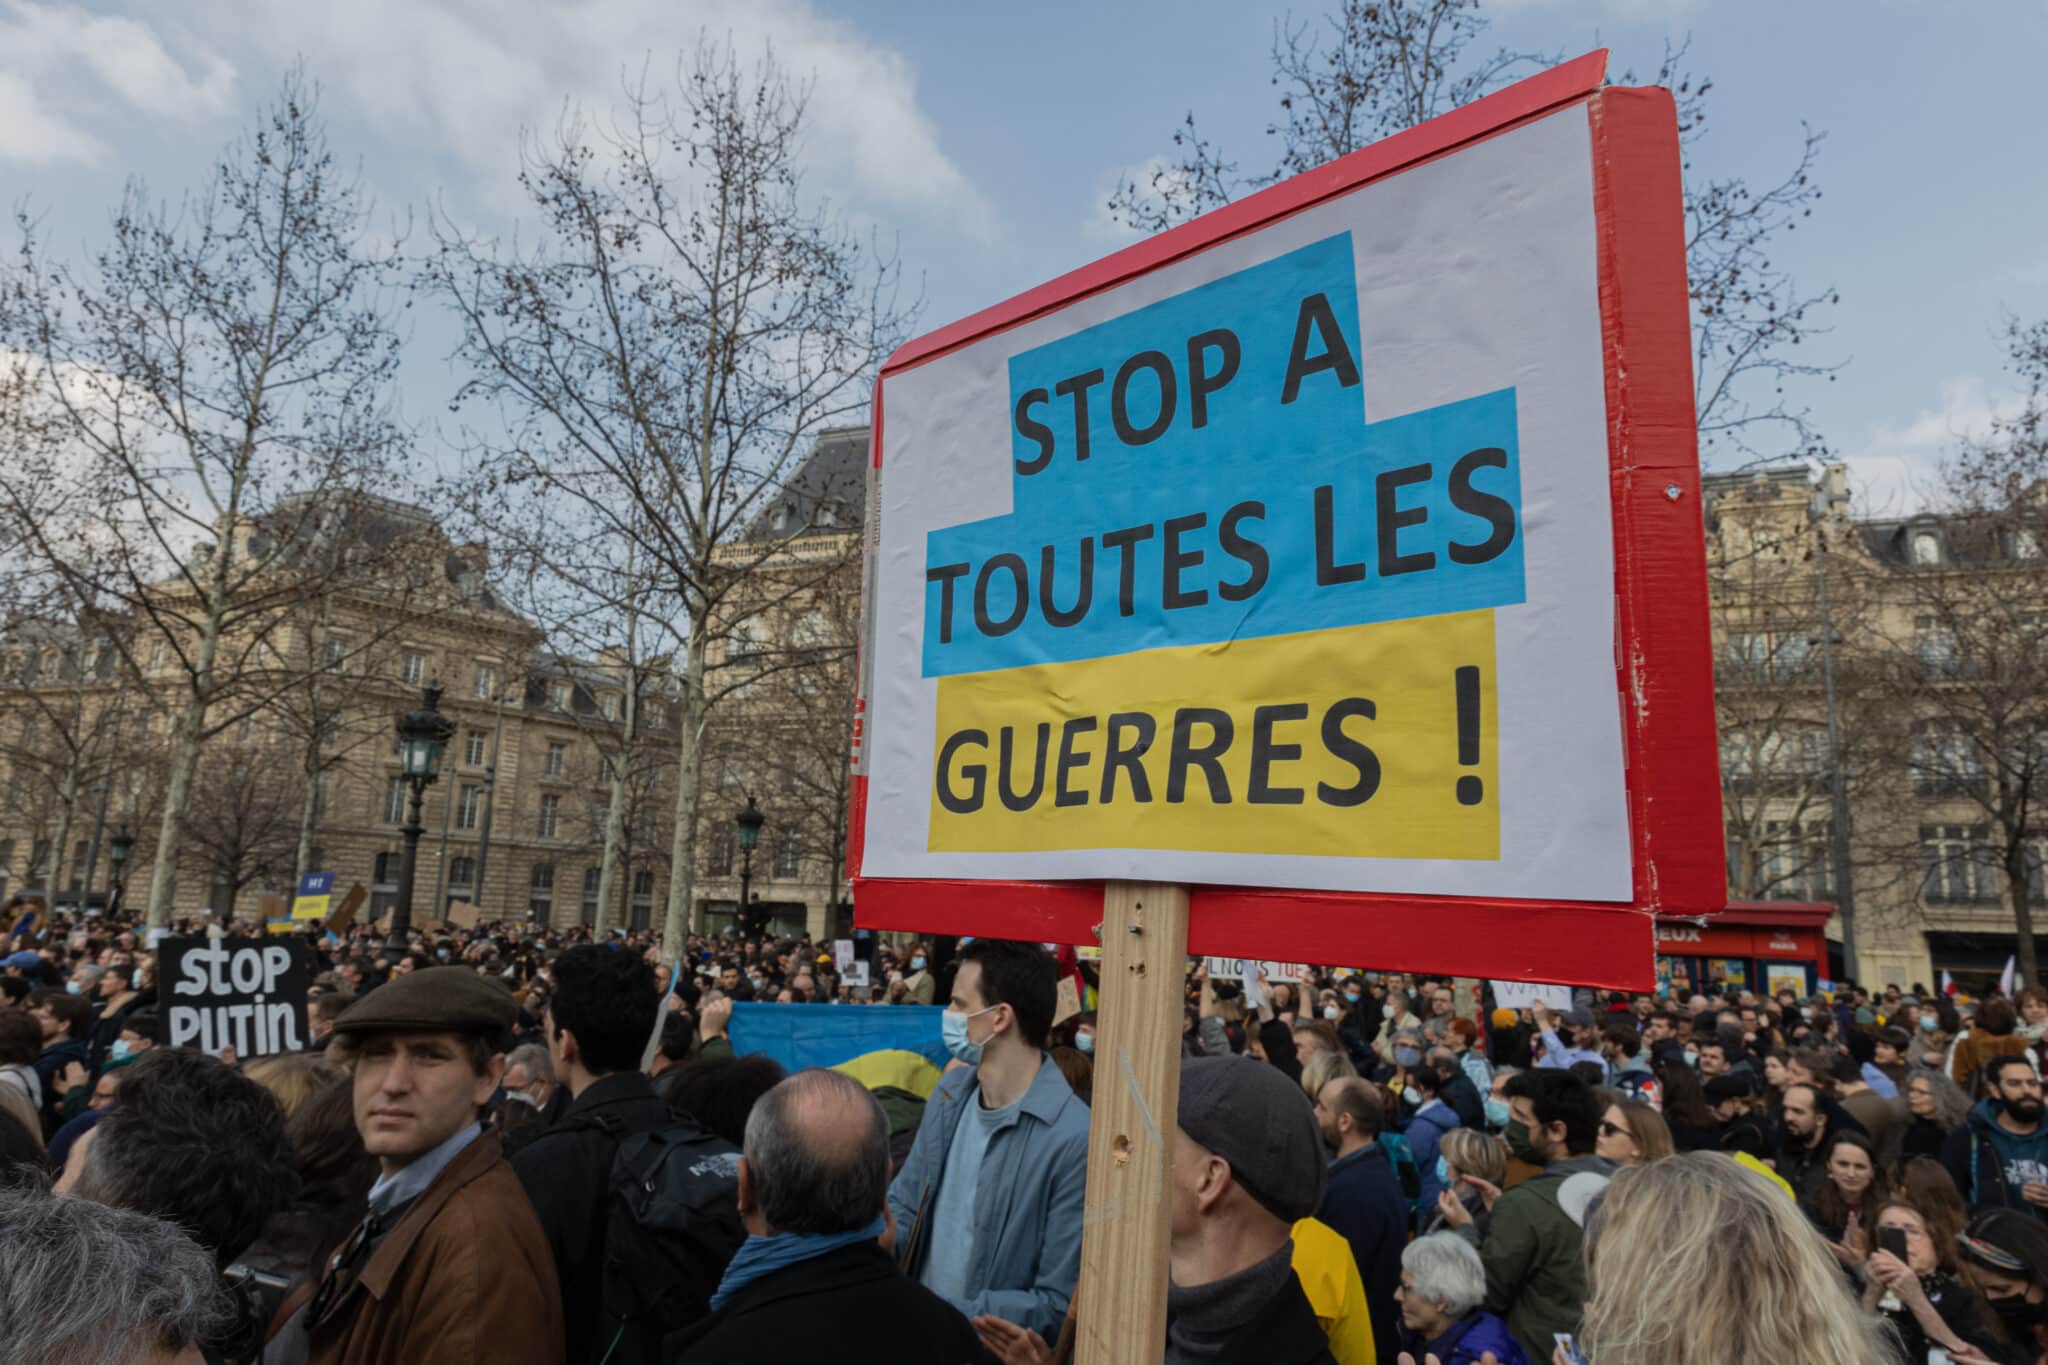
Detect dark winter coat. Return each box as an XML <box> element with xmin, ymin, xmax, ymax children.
<box><xmin>663</xmin><ymin>1242</ymin><xmax>992</xmax><ymax>1365</ymax></box>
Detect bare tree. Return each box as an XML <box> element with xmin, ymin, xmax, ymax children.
<box><xmin>178</xmin><ymin>728</ymin><xmax>303</xmax><ymax>916</ymax></box>
<box><xmin>1105</xmin><ymin>0</ymin><xmax>1838</xmax><ymax>465</ymax></box>
<box><xmin>430</xmin><ymin>40</ymin><xmax>914</xmax><ymax>961</ymax></box>
<box><xmin>1863</xmin><ymin>319</ymin><xmax>2048</xmax><ymax>987</ymax></box>
<box><xmin>0</xmin><ymin>72</ymin><xmax>416</xmax><ymax>925</ymax></box>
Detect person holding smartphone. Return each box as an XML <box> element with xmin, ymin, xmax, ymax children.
<box><xmin>1861</xmin><ymin>1200</ymin><xmax>2018</xmax><ymax>1364</ymax></box>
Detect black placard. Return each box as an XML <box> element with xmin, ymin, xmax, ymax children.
<box><xmin>158</xmin><ymin>936</ymin><xmax>310</xmax><ymax>1058</ymax></box>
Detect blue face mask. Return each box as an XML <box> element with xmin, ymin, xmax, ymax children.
<box><xmin>1343</xmin><ymin>992</ymin><xmax>1360</xmax><ymax>1005</ymax></box>
<box><xmin>942</xmin><ymin>1005</ymin><xmax>995</xmax><ymax>1065</ymax></box>
<box><xmin>110</xmin><ymin>1039</ymin><xmax>134</xmax><ymax>1061</ymax></box>
<box><xmin>1393</xmin><ymin>1046</ymin><xmax>1423</xmax><ymax>1070</ymax></box>
<box><xmin>1920</xmin><ymin>1016</ymin><xmax>1938</xmax><ymax>1033</ymax></box>
<box><xmin>1435</xmin><ymin>1155</ymin><xmax>1452</xmax><ymax>1186</ymax></box>
<box><xmin>911</xmin><ymin>956</ymin><xmax>927</xmax><ymax>972</ymax></box>
<box><xmin>1075</xmin><ymin>1032</ymin><xmax>1094</xmax><ymax>1055</ymax></box>
<box><xmin>1484</xmin><ymin>1097</ymin><xmax>1511</xmax><ymax>1128</ymax></box>
<box><xmin>65</xmin><ymin>981</ymin><xmax>82</xmax><ymax>996</ymax></box>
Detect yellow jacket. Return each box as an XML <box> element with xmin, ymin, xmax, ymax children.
<box><xmin>1292</xmin><ymin>1216</ymin><xmax>1377</xmax><ymax>1365</ymax></box>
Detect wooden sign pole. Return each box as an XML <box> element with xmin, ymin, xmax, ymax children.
<box><xmin>1074</xmin><ymin>880</ymin><xmax>1190</xmax><ymax>1365</ymax></box>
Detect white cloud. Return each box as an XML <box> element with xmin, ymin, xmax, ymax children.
<box><xmin>196</xmin><ymin>0</ymin><xmax>990</xmax><ymax>236</ymax></box>
<box><xmin>1843</xmin><ymin>375</ymin><xmax>2030</xmax><ymax>516</ymax></box>
<box><xmin>0</xmin><ymin>2</ymin><xmax>235</xmax><ymax>165</ymax></box>
<box><xmin>0</xmin><ymin>71</ymin><xmax>105</xmax><ymax>165</ymax></box>
<box><xmin>1085</xmin><ymin>154</ymin><xmax>1202</xmax><ymax>244</ymax></box>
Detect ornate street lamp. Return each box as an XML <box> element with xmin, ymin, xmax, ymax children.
<box><xmin>735</xmin><ymin>797</ymin><xmax>764</xmax><ymax>938</ymax></box>
<box><xmin>106</xmin><ymin>827</ymin><xmax>134</xmax><ymax>918</ymax></box>
<box><xmin>392</xmin><ymin>684</ymin><xmax>455</xmax><ymax>939</ymax></box>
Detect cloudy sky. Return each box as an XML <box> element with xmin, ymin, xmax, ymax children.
<box><xmin>3</xmin><ymin>0</ymin><xmax>2043</xmax><ymax>515</ymax></box>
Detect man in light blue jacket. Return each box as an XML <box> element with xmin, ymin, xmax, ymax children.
<box><xmin>886</xmin><ymin>940</ymin><xmax>1090</xmax><ymax>1340</ymax></box>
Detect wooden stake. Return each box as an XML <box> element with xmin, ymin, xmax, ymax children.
<box><xmin>1074</xmin><ymin>880</ymin><xmax>1190</xmax><ymax>1365</ymax></box>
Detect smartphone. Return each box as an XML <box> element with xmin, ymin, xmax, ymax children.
<box><xmin>1879</xmin><ymin>1226</ymin><xmax>1909</xmax><ymax>1261</ymax></box>
<box><xmin>1554</xmin><ymin>1333</ymin><xmax>1589</xmax><ymax>1365</ymax></box>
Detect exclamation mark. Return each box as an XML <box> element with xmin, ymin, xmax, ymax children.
<box><xmin>1454</xmin><ymin>665</ymin><xmax>1483</xmax><ymax>806</ymax></box>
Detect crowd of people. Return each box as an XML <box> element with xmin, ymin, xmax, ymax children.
<box><xmin>7</xmin><ymin>893</ymin><xmax>2048</xmax><ymax>1365</ymax></box>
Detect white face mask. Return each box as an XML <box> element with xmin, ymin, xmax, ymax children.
<box><xmin>1382</xmin><ymin>1003</ymin><xmax>1395</xmax><ymax>1019</ymax></box>
<box><xmin>1322</xmin><ymin>1005</ymin><xmax>1341</xmax><ymax>1021</ymax></box>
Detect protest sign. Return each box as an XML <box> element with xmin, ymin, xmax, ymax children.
<box><xmin>291</xmin><ymin>872</ymin><xmax>334</xmax><ymax>921</ymax></box>
<box><xmin>1204</xmin><ymin>956</ymin><xmax>1306</xmax><ymax>983</ymax></box>
<box><xmin>846</xmin><ymin>55</ymin><xmax>1713</xmax><ymax>1365</ymax></box>
<box><xmin>1491</xmin><ymin>980</ymin><xmax>1573</xmax><ymax>1011</ymax></box>
<box><xmin>833</xmin><ymin>938</ymin><xmax>855</xmax><ymax>971</ymax></box>
<box><xmin>843</xmin><ymin>959</ymin><xmax>871</xmax><ymax>989</ymax></box>
<box><xmin>446</xmin><ymin>900</ymin><xmax>482</xmax><ymax>929</ymax></box>
<box><xmin>849</xmin><ymin>53</ymin><xmax>1719</xmax><ymax>990</ymax></box>
<box><xmin>324</xmin><ymin>882</ymin><xmax>367</xmax><ymax>935</ymax></box>
<box><xmin>158</xmin><ymin>935</ymin><xmax>310</xmax><ymax>1057</ymax></box>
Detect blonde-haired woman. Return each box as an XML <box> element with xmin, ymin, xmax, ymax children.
<box><xmin>1425</xmin><ymin>1127</ymin><xmax>1506</xmax><ymax>1246</ymax></box>
<box><xmin>1580</xmin><ymin>1152</ymin><xmax>1897</xmax><ymax>1365</ymax></box>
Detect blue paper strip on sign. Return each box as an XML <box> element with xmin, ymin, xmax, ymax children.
<box><xmin>922</xmin><ymin>231</ymin><xmax>1525</xmax><ymax>677</ymax></box>
<box><xmin>727</xmin><ymin>1002</ymin><xmax>947</xmax><ymax>1073</ymax></box>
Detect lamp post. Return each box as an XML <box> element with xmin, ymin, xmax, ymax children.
<box><xmin>392</xmin><ymin>684</ymin><xmax>455</xmax><ymax>940</ymax></box>
<box><xmin>735</xmin><ymin>797</ymin><xmax>764</xmax><ymax>938</ymax></box>
<box><xmin>106</xmin><ymin>827</ymin><xmax>134</xmax><ymax>918</ymax></box>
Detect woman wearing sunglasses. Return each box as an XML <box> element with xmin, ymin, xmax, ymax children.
<box><xmin>1593</xmin><ymin>1099</ymin><xmax>1672</xmax><ymax>1167</ymax></box>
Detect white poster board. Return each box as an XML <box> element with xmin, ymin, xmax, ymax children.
<box><xmin>1491</xmin><ymin>979</ymin><xmax>1573</xmax><ymax>1011</ymax></box>
<box><xmin>860</xmin><ymin>108</ymin><xmax>1628</xmax><ymax>901</ymax></box>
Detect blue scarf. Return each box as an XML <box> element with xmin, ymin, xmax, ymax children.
<box><xmin>708</xmin><ymin>1215</ymin><xmax>887</xmax><ymax>1311</ymax></box>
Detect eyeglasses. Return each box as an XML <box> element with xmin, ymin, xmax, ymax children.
<box><xmin>1598</xmin><ymin>1120</ymin><xmax>1632</xmax><ymax>1141</ymax></box>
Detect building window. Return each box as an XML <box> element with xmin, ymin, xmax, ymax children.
<box><xmin>582</xmin><ymin>866</ymin><xmax>601</xmax><ymax>927</ymax></box>
<box><xmin>1921</xmin><ymin>824</ymin><xmax>1999</xmax><ymax>905</ymax></box>
<box><xmin>457</xmin><ymin>784</ymin><xmax>483</xmax><ymax>830</ymax></box>
<box><xmin>529</xmin><ymin>863</ymin><xmax>555</xmax><ymax>921</ymax></box>
<box><xmin>69</xmin><ymin>840</ymin><xmax>89</xmax><ymax>891</ymax></box>
<box><xmin>600</xmin><ymin>754</ymin><xmax>616</xmax><ymax>782</ymax></box>
<box><xmin>1720</xmin><ymin>633</ymin><xmax>1768</xmax><ymax>683</ymax></box>
<box><xmin>549</xmin><ymin>683</ymin><xmax>569</xmax><ymax>710</ymax></box>
<box><xmin>252</xmin><ymin>639</ymin><xmax>271</xmax><ymax>668</ymax></box>
<box><xmin>631</xmin><ymin>869</ymin><xmax>654</xmax><ymax>931</ymax></box>
<box><xmin>1913</xmin><ymin>531</ymin><xmax>1942</xmax><ymax>566</ymax></box>
<box><xmin>383</xmin><ymin>777</ymin><xmax>406</xmax><ymax>824</ymax></box>
<box><xmin>465</xmin><ymin>732</ymin><xmax>487</xmax><ymax>766</ymax></box>
<box><xmin>601</xmin><ymin>693</ymin><xmax>618</xmax><ymax>722</ymax></box>
<box><xmin>324</xmin><ymin>637</ymin><xmax>347</xmax><ymax>672</ymax></box>
<box><xmin>773</xmin><ymin>840</ymin><xmax>801</xmax><ymax>879</ymax></box>
<box><xmin>402</xmin><ymin>652</ymin><xmax>425</xmax><ymax>685</ymax></box>
<box><xmin>1913</xmin><ymin>724</ymin><xmax>1985</xmax><ymax>798</ymax></box>
<box><xmin>475</xmin><ymin>664</ymin><xmax>497</xmax><ymax>700</ymax></box>
<box><xmin>236</xmin><ymin>714</ymin><xmax>256</xmax><ymax>742</ymax></box>
<box><xmin>546</xmin><ymin>741</ymin><xmax>566</xmax><ymax>776</ymax></box>
<box><xmin>1916</xmin><ymin>620</ymin><xmax>1959</xmax><ymax>679</ymax></box>
<box><xmin>373</xmin><ymin>852</ymin><xmax>400</xmax><ymax>885</ymax></box>
<box><xmin>646</xmin><ymin>702</ymin><xmax>666</xmax><ymax>729</ymax></box>
<box><xmin>538</xmin><ymin>794</ymin><xmax>561</xmax><ymax>839</ymax></box>
<box><xmin>448</xmin><ymin>856</ymin><xmax>476</xmax><ymax>894</ymax></box>
<box><xmin>706</xmin><ymin>834</ymin><xmax>733</xmax><ymax>877</ymax></box>
<box><xmin>148</xmin><ymin>639</ymin><xmax>166</xmax><ymax>671</ymax></box>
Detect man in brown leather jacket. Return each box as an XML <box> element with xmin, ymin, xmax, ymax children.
<box><xmin>306</xmin><ymin>967</ymin><xmax>565</xmax><ymax>1364</ymax></box>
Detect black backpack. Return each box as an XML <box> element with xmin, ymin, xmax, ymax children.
<box><xmin>585</xmin><ymin>1113</ymin><xmax>747</xmax><ymax>1365</ymax></box>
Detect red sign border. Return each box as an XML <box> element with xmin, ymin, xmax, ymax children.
<box><xmin>847</xmin><ymin>52</ymin><xmax>1722</xmax><ymax>992</ymax></box>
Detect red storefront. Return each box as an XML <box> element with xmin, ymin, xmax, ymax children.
<box><xmin>1654</xmin><ymin>901</ymin><xmax>1834</xmax><ymax>999</ymax></box>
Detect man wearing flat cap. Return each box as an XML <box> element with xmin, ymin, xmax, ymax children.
<box><xmin>305</xmin><ymin>966</ymin><xmax>566</xmax><ymax>1365</ymax></box>
<box><xmin>1167</xmin><ymin>1055</ymin><xmax>1338</xmax><ymax>1365</ymax></box>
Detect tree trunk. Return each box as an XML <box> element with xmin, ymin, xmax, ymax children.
<box><xmin>147</xmin><ymin>542</ymin><xmax>231</xmax><ymax>926</ymax></box>
<box><xmin>660</xmin><ymin>629</ymin><xmax>708</xmax><ymax>965</ymax></box>
<box><xmin>595</xmin><ymin>661</ymin><xmax>637</xmax><ymax>939</ymax></box>
<box><xmin>2011</xmin><ymin>842</ymin><xmax>2039</xmax><ymax>990</ymax></box>
<box><xmin>47</xmin><ymin>763</ymin><xmax>77</xmax><ymax>903</ymax></box>
<box><xmin>293</xmin><ymin>737</ymin><xmax>322</xmax><ymax>890</ymax></box>
<box><xmin>145</xmin><ymin>701</ymin><xmax>205</xmax><ymax>926</ymax></box>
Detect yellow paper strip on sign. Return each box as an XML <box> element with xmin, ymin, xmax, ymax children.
<box><xmin>928</xmin><ymin>609</ymin><xmax>1499</xmax><ymax>859</ymax></box>
<box><xmin>290</xmin><ymin>896</ymin><xmax>329</xmax><ymax>922</ymax></box>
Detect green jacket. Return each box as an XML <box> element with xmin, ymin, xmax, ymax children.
<box><xmin>1479</xmin><ymin>1155</ymin><xmax>1613</xmax><ymax>1363</ymax></box>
